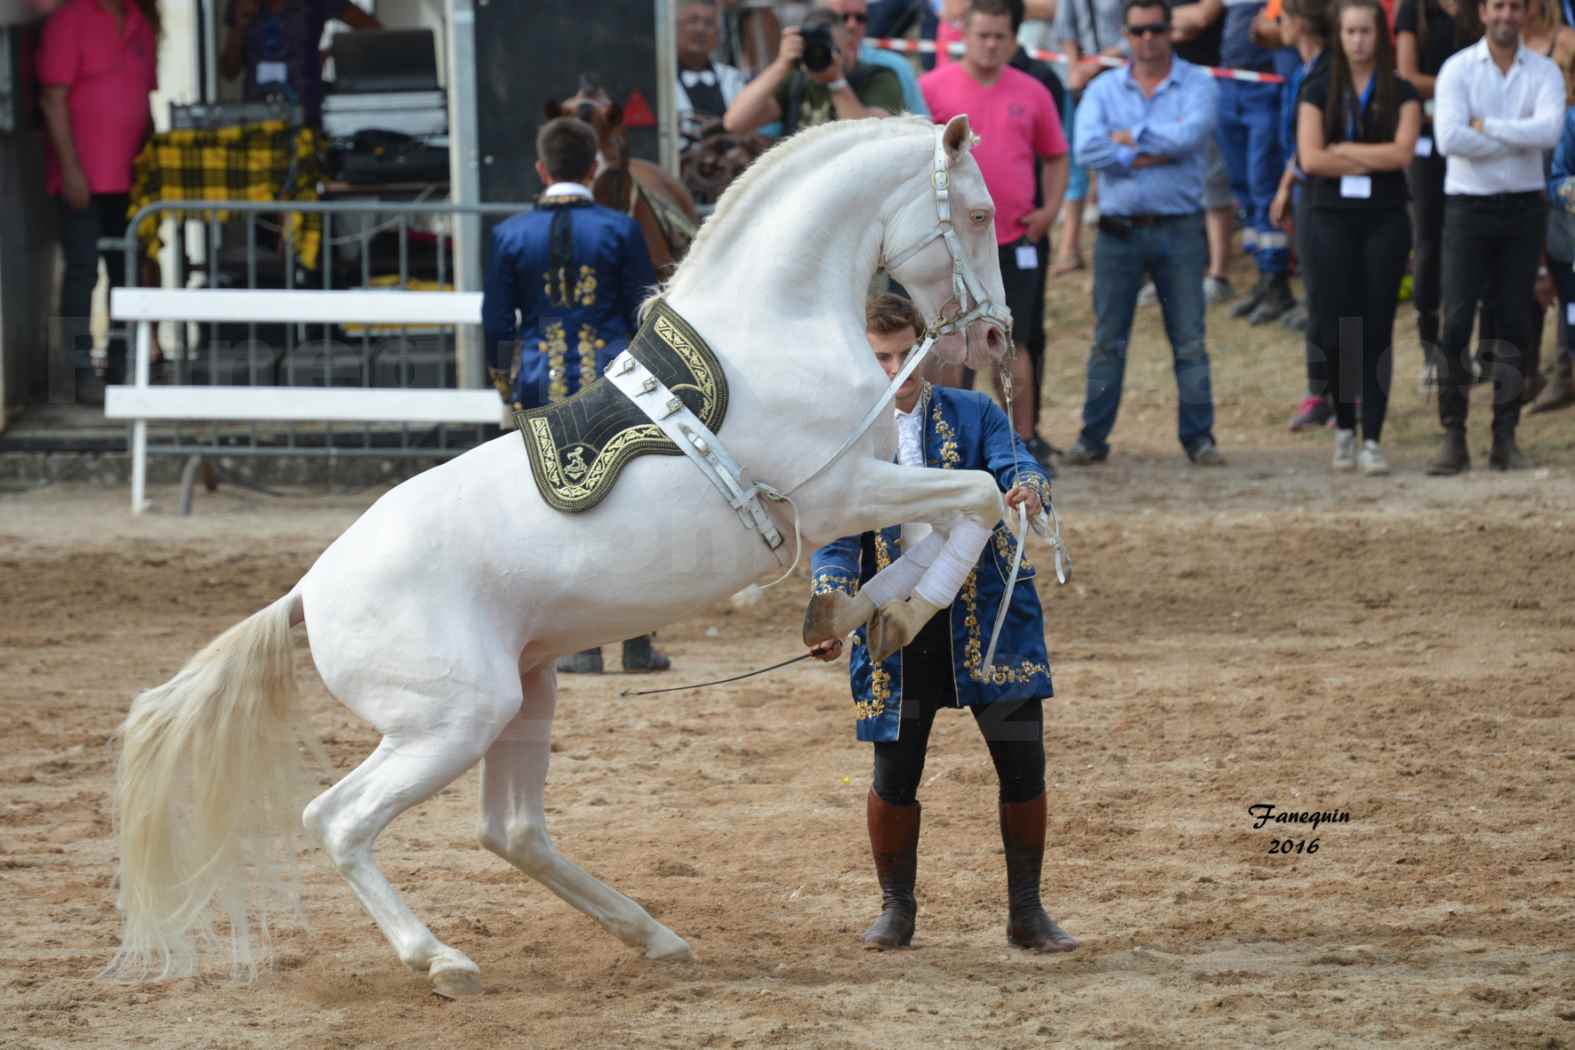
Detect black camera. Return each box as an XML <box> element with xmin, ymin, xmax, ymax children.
<box><xmin>800</xmin><ymin>23</ymin><xmax>837</xmax><ymax>73</ymax></box>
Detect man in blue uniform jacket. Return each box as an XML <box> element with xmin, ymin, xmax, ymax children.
<box><xmin>484</xmin><ymin>115</ymin><xmax>667</xmax><ymax>674</ymax></box>
<box><xmin>483</xmin><ymin>115</ymin><xmax>658</xmax><ymax>411</ymax></box>
<box><xmin>809</xmin><ymin>293</ymin><xmax>1079</xmax><ymax>955</ymax></box>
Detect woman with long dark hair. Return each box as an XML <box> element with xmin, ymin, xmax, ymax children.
<box><xmin>1298</xmin><ymin>0</ymin><xmax>1422</xmax><ymax>475</ymax></box>
<box><xmin>1396</xmin><ymin>0</ymin><xmax>1478</xmax><ymax>389</ymax></box>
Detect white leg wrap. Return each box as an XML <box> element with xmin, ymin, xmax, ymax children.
<box><xmin>859</xmin><ymin>530</ymin><xmax>944</xmax><ymax>609</ymax></box>
<box><xmin>914</xmin><ymin>519</ymin><xmax>993</xmax><ymax>608</ymax></box>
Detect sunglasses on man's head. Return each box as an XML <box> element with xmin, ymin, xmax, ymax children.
<box><xmin>841</xmin><ymin>11</ymin><xmax>869</xmax><ymax>23</ymax></box>
<box><xmin>1126</xmin><ymin>21</ymin><xmax>1171</xmax><ymax>35</ymax></box>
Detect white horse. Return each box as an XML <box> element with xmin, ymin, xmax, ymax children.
<box><xmin>107</xmin><ymin>114</ymin><xmax>1017</xmax><ymax>997</ymax></box>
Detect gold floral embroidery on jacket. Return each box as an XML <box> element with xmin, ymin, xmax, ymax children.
<box><xmin>541</xmin><ymin>321</ymin><xmax>569</xmax><ymax>402</ymax></box>
<box><xmin>577</xmin><ymin>324</ymin><xmax>605</xmax><ymax>388</ymax></box>
<box><xmin>854</xmin><ymin>636</ymin><xmax>892</xmax><ymax>723</ymax></box>
<box><xmin>873</xmin><ymin>531</ymin><xmax>894</xmax><ymax>572</ymax></box>
<box><xmin>960</xmin><ymin>567</ymin><xmax>1049</xmax><ymax>686</ymax></box>
<box><xmin>930</xmin><ymin>399</ymin><xmax>959</xmax><ymax>469</ymax></box>
<box><xmin>992</xmin><ymin>523</ymin><xmax>1035</xmax><ymax>574</ymax></box>
<box><xmin>812</xmin><ymin>571</ymin><xmax>856</xmax><ymax>596</ymax></box>
<box><xmin>542</xmin><ymin>263</ymin><xmax>599</xmax><ymax>307</ymax></box>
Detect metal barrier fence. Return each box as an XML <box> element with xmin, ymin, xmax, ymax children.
<box><xmin>119</xmin><ymin>198</ymin><xmax>532</xmax><ymax>462</ymax></box>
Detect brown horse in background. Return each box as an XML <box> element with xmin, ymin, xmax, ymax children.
<box><xmin>546</xmin><ymin>78</ymin><xmax>700</xmax><ymax>278</ymax></box>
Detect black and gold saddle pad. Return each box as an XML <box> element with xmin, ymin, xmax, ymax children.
<box><xmin>515</xmin><ymin>300</ymin><xmax>728</xmax><ymax>513</ymax></box>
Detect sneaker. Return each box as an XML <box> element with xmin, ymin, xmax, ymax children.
<box><xmin>1231</xmin><ymin>273</ymin><xmax>1272</xmax><ymax>319</ymax></box>
<box><xmin>1061</xmin><ymin>439</ymin><xmax>1107</xmax><ymax>466</ymax></box>
<box><xmin>1188</xmin><ymin>439</ymin><xmax>1226</xmax><ymax>466</ymax></box>
<box><xmin>1288</xmin><ymin>395</ymin><xmax>1332</xmax><ymax>432</ymax></box>
<box><xmin>1137</xmin><ymin>282</ymin><xmax>1159</xmax><ymax>306</ymax></box>
<box><xmin>1332</xmin><ymin>428</ymin><xmax>1357</xmax><ymax>471</ymax></box>
<box><xmin>1358</xmin><ymin>440</ymin><xmax>1390</xmax><ymax>476</ymax></box>
<box><xmin>1248</xmin><ymin>276</ymin><xmax>1296</xmax><ymax>326</ymax></box>
<box><xmin>1203</xmin><ymin>275</ymin><xmax>1234</xmax><ymax>305</ymax></box>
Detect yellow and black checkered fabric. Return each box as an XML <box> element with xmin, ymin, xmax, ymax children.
<box><xmin>128</xmin><ymin>120</ymin><xmax>322</xmax><ymax>268</ymax></box>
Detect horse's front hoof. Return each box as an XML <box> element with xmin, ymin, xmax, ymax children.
<box><xmin>644</xmin><ymin>927</ymin><xmax>694</xmax><ymax>962</ymax></box>
<box><xmin>867</xmin><ymin>597</ymin><xmax>939</xmax><ymax>663</ymax></box>
<box><xmin>429</xmin><ymin>954</ymin><xmax>482</xmax><ymax>998</ymax></box>
<box><xmin>802</xmin><ymin>590</ymin><xmax>874</xmax><ymax>646</ymax></box>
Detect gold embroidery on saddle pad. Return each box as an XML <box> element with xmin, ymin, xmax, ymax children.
<box><xmin>516</xmin><ymin>301</ymin><xmax>728</xmax><ymax>513</ymax></box>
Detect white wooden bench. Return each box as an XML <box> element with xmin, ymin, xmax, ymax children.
<box><xmin>106</xmin><ymin>288</ymin><xmax>497</xmax><ymax>513</ymax></box>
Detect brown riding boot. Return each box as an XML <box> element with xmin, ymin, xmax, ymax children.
<box><xmin>862</xmin><ymin>789</ymin><xmax>919</xmax><ymax>950</ymax></box>
<box><xmin>1425</xmin><ymin>428</ymin><xmax>1471</xmax><ymax>476</ymax></box>
<box><xmin>1000</xmin><ymin>793</ymin><xmax>1080</xmax><ymax>953</ymax></box>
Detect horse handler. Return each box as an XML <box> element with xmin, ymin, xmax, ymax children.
<box><xmin>483</xmin><ymin>115</ymin><xmax>669</xmax><ymax>674</ymax></box>
<box><xmin>808</xmin><ymin>293</ymin><xmax>1079</xmax><ymax>954</ymax></box>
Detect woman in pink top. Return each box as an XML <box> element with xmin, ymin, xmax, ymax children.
<box><xmin>37</xmin><ymin>0</ymin><xmax>159</xmax><ymax>397</ymax></box>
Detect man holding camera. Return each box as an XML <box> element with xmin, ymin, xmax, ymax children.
<box><xmin>723</xmin><ymin>7</ymin><xmax>903</xmax><ymax>136</ymax></box>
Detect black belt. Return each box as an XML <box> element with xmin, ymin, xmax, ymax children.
<box><xmin>1445</xmin><ymin>191</ymin><xmax>1545</xmax><ymax>207</ymax></box>
<box><xmin>1097</xmin><ymin>212</ymin><xmax>1197</xmax><ymax>239</ymax></box>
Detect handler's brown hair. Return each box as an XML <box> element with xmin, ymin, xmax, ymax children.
<box><xmin>536</xmin><ymin>117</ymin><xmax>600</xmax><ymax>183</ymax></box>
<box><xmin>865</xmin><ymin>292</ymin><xmax>927</xmax><ymax>342</ymax></box>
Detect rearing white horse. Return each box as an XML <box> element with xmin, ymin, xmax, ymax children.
<box><xmin>107</xmin><ymin>115</ymin><xmax>1019</xmax><ymax>997</ymax></box>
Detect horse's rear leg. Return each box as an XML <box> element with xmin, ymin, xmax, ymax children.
<box><xmin>479</xmin><ymin>665</ymin><xmax>692</xmax><ymax>960</ymax></box>
<box><xmin>303</xmin><ymin>707</ymin><xmax>513</xmax><ymax>998</ymax></box>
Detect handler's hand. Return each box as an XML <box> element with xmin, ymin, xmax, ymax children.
<box><xmin>810</xmin><ymin>638</ymin><xmax>844</xmax><ymax>661</ymax></box>
<box><xmin>1004</xmin><ymin>484</ymin><xmax>1043</xmax><ymax>518</ymax></box>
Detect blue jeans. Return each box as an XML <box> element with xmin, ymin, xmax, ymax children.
<box><xmin>1063</xmin><ymin>92</ymin><xmax>1090</xmax><ymax>203</ymax></box>
<box><xmin>1079</xmin><ymin>214</ymin><xmax>1216</xmax><ymax>456</ymax></box>
<box><xmin>1216</xmin><ymin>78</ymin><xmax>1287</xmax><ymax>276</ymax></box>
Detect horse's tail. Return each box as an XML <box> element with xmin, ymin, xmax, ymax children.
<box><xmin>104</xmin><ymin>591</ymin><xmax>319</xmax><ymax>983</ymax></box>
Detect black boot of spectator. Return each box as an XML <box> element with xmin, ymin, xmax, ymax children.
<box><xmin>556</xmin><ymin>647</ymin><xmax>604</xmax><ymax>674</ymax></box>
<box><xmin>621</xmin><ymin>634</ymin><xmax>671</xmax><ymax>672</ymax></box>
<box><xmin>1248</xmin><ymin>275</ymin><xmax>1296</xmax><ymax>326</ymax></box>
<box><xmin>1426</xmin><ymin>427</ymin><xmax>1471</xmax><ymax>476</ymax></box>
<box><xmin>1488</xmin><ymin>433</ymin><xmax>1531</xmax><ymax>471</ymax></box>
<box><xmin>1231</xmin><ymin>273</ymin><xmax>1272</xmax><ymax>319</ymax></box>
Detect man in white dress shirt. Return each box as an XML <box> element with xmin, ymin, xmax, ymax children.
<box><xmin>1431</xmin><ymin>0</ymin><xmax>1565</xmax><ymax>473</ymax></box>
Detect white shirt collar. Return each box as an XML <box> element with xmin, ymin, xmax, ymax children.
<box><xmin>1473</xmin><ymin>37</ymin><xmax>1526</xmax><ymax>65</ymax></box>
<box><xmin>543</xmin><ymin>182</ymin><xmax>594</xmax><ymax>201</ymax></box>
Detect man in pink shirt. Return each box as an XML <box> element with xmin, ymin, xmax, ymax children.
<box><xmin>920</xmin><ymin>0</ymin><xmax>1068</xmax><ymax>455</ymax></box>
<box><xmin>37</xmin><ymin>0</ymin><xmax>158</xmax><ymax>398</ymax></box>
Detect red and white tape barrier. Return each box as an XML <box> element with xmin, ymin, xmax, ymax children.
<box><xmin>869</xmin><ymin>37</ymin><xmax>1287</xmax><ymax>85</ymax></box>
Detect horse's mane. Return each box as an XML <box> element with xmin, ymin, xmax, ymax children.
<box><xmin>645</xmin><ymin>115</ymin><xmax>935</xmax><ymax>312</ymax></box>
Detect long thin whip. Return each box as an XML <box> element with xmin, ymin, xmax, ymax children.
<box><xmin>618</xmin><ymin>652</ymin><xmax>815</xmax><ymax>697</ymax></box>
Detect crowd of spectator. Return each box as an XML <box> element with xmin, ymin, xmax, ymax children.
<box><xmin>674</xmin><ymin>0</ymin><xmax>1575</xmax><ymax>475</ymax></box>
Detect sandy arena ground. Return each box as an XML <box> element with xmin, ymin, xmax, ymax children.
<box><xmin>3</xmin><ymin>263</ymin><xmax>1574</xmax><ymax>1049</ymax></box>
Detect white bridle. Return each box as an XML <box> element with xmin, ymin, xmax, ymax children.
<box><xmin>879</xmin><ymin>125</ymin><xmax>1015</xmax><ymax>352</ymax></box>
<box><xmin>783</xmin><ymin>125</ymin><xmax>1013</xmax><ymax>500</ymax></box>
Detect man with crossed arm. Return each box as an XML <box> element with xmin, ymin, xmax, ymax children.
<box><xmin>1061</xmin><ymin>0</ymin><xmax>1225</xmax><ymax>467</ymax></box>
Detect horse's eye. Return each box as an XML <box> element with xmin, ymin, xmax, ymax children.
<box><xmin>969</xmin><ymin>209</ymin><xmax>990</xmax><ymax>227</ymax></box>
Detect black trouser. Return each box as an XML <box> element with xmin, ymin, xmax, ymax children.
<box><xmin>1302</xmin><ymin>204</ymin><xmax>1411</xmax><ymax>442</ymax></box>
<box><xmin>871</xmin><ymin>609</ymin><xmax>1047</xmax><ymax>807</ymax></box>
<box><xmin>1294</xmin><ymin>187</ymin><xmax>1321</xmax><ymax>399</ymax></box>
<box><xmin>58</xmin><ymin>193</ymin><xmax>131</xmax><ymax>384</ymax></box>
<box><xmin>1439</xmin><ymin>192</ymin><xmax>1545</xmax><ymax>438</ymax></box>
<box><xmin>1407</xmin><ymin>147</ymin><xmax>1447</xmax><ymax>349</ymax></box>
<box><xmin>1027</xmin><ymin>235</ymin><xmax>1051</xmax><ymax>429</ymax></box>
<box><xmin>1549</xmin><ymin>255</ymin><xmax>1575</xmax><ymax>366</ymax></box>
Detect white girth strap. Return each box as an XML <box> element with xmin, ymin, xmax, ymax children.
<box><xmin>605</xmin><ymin>350</ymin><xmax>791</xmax><ymax>564</ymax></box>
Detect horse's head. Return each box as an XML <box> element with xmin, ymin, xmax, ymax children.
<box><xmin>545</xmin><ymin>77</ymin><xmax>626</xmax><ymax>168</ymax></box>
<box><xmin>882</xmin><ymin>115</ymin><xmax>1011</xmax><ymax>369</ymax></box>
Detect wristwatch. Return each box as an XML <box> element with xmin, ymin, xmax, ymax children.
<box><xmin>827</xmin><ymin>78</ymin><xmax>850</xmax><ymax>93</ymax></box>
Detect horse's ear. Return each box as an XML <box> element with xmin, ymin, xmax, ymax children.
<box><xmin>606</xmin><ymin>101</ymin><xmax>624</xmax><ymax>129</ymax></box>
<box><xmin>942</xmin><ymin>114</ymin><xmax>973</xmax><ymax>164</ymax></box>
<box><xmin>544</xmin><ymin>98</ymin><xmax>562</xmax><ymax>122</ymax></box>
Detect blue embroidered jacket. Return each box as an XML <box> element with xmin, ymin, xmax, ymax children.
<box><xmin>482</xmin><ymin>198</ymin><xmax>658</xmax><ymax>408</ymax></box>
<box><xmin>809</xmin><ymin>384</ymin><xmax>1055</xmax><ymax>743</ymax></box>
